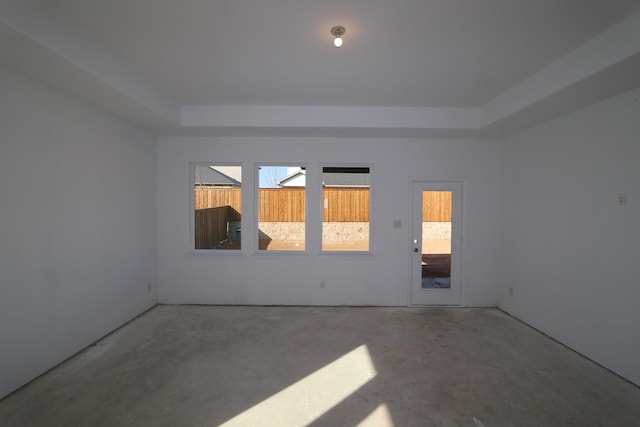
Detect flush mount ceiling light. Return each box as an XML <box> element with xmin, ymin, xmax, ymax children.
<box><xmin>331</xmin><ymin>26</ymin><xmax>345</xmax><ymax>48</ymax></box>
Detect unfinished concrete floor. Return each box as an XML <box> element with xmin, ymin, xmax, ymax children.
<box><xmin>1</xmin><ymin>306</ymin><xmax>639</xmax><ymax>427</ymax></box>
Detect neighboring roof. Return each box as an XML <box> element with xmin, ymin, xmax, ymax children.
<box><xmin>273</xmin><ymin>168</ymin><xmax>370</xmax><ymax>187</ymax></box>
<box><xmin>322</xmin><ymin>173</ymin><xmax>370</xmax><ymax>187</ymax></box>
<box><xmin>322</xmin><ymin>173</ymin><xmax>369</xmax><ymax>187</ymax></box>
<box><xmin>323</xmin><ymin>167</ymin><xmax>370</xmax><ymax>187</ymax></box>
<box><xmin>277</xmin><ymin>170</ymin><xmax>306</xmax><ymax>187</ymax></box>
<box><xmin>195</xmin><ymin>165</ymin><xmax>241</xmax><ymax>187</ymax></box>
<box><xmin>212</xmin><ymin>165</ymin><xmax>242</xmax><ymax>182</ymax></box>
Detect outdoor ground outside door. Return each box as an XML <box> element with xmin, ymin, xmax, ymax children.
<box><xmin>411</xmin><ymin>181</ymin><xmax>462</xmax><ymax>305</ymax></box>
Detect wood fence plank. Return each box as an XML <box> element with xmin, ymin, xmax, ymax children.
<box><xmin>195</xmin><ymin>187</ymin><xmax>450</xmax><ymax>222</ymax></box>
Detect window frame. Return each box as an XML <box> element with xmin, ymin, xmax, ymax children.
<box><xmin>320</xmin><ymin>163</ymin><xmax>374</xmax><ymax>255</ymax></box>
<box><xmin>255</xmin><ymin>163</ymin><xmax>310</xmax><ymax>255</ymax></box>
<box><xmin>190</xmin><ymin>162</ymin><xmax>244</xmax><ymax>255</ymax></box>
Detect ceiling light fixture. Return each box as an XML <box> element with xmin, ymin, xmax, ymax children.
<box><xmin>331</xmin><ymin>26</ymin><xmax>345</xmax><ymax>48</ymax></box>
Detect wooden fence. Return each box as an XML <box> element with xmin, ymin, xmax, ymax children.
<box><xmin>422</xmin><ymin>191</ymin><xmax>452</xmax><ymax>222</ymax></box>
<box><xmin>194</xmin><ymin>188</ymin><xmax>242</xmax><ymax>221</ymax></box>
<box><xmin>322</xmin><ymin>188</ymin><xmax>369</xmax><ymax>222</ymax></box>
<box><xmin>259</xmin><ymin>188</ymin><xmax>306</xmax><ymax>222</ymax></box>
<box><xmin>194</xmin><ymin>206</ymin><xmax>231</xmax><ymax>249</ymax></box>
<box><xmin>194</xmin><ymin>188</ymin><xmax>450</xmax><ymax>223</ymax></box>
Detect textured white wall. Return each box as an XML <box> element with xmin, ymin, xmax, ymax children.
<box><xmin>157</xmin><ymin>137</ymin><xmax>501</xmax><ymax>307</ymax></box>
<box><xmin>499</xmin><ymin>87</ymin><xmax>640</xmax><ymax>385</ymax></box>
<box><xmin>0</xmin><ymin>68</ymin><xmax>157</xmax><ymax>398</ymax></box>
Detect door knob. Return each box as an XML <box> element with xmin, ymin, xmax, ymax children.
<box><xmin>413</xmin><ymin>248</ymin><xmax>419</xmax><ymax>253</ymax></box>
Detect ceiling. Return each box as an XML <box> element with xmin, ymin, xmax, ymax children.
<box><xmin>2</xmin><ymin>0</ymin><xmax>640</xmax><ymax>137</ymax></box>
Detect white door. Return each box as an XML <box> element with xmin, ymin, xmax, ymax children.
<box><xmin>411</xmin><ymin>181</ymin><xmax>462</xmax><ymax>305</ymax></box>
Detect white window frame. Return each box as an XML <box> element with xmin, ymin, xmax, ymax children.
<box><xmin>320</xmin><ymin>163</ymin><xmax>374</xmax><ymax>255</ymax></box>
<box><xmin>255</xmin><ymin>163</ymin><xmax>310</xmax><ymax>254</ymax></box>
<box><xmin>190</xmin><ymin>162</ymin><xmax>244</xmax><ymax>255</ymax></box>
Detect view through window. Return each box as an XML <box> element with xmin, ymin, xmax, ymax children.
<box><xmin>258</xmin><ymin>165</ymin><xmax>306</xmax><ymax>251</ymax></box>
<box><xmin>421</xmin><ymin>190</ymin><xmax>452</xmax><ymax>288</ymax></box>
<box><xmin>193</xmin><ymin>164</ymin><xmax>242</xmax><ymax>250</ymax></box>
<box><xmin>322</xmin><ymin>166</ymin><xmax>371</xmax><ymax>252</ymax></box>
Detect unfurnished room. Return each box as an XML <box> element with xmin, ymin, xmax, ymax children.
<box><xmin>1</xmin><ymin>1</ymin><xmax>639</xmax><ymax>426</ymax></box>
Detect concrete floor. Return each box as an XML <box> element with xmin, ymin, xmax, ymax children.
<box><xmin>1</xmin><ymin>306</ymin><xmax>639</xmax><ymax>427</ymax></box>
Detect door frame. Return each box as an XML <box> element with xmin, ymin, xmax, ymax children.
<box><xmin>409</xmin><ymin>180</ymin><xmax>463</xmax><ymax>306</ymax></box>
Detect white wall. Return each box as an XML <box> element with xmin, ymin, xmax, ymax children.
<box><xmin>499</xmin><ymin>87</ymin><xmax>640</xmax><ymax>385</ymax></box>
<box><xmin>0</xmin><ymin>68</ymin><xmax>157</xmax><ymax>398</ymax></box>
<box><xmin>157</xmin><ymin>137</ymin><xmax>501</xmax><ymax>307</ymax></box>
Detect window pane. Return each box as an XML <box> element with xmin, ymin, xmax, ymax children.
<box><xmin>194</xmin><ymin>165</ymin><xmax>242</xmax><ymax>250</ymax></box>
<box><xmin>322</xmin><ymin>167</ymin><xmax>370</xmax><ymax>252</ymax></box>
<box><xmin>421</xmin><ymin>191</ymin><xmax>452</xmax><ymax>289</ymax></box>
<box><xmin>258</xmin><ymin>166</ymin><xmax>305</xmax><ymax>251</ymax></box>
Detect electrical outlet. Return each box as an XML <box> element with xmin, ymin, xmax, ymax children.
<box><xmin>147</xmin><ymin>282</ymin><xmax>152</xmax><ymax>292</ymax></box>
<box><xmin>508</xmin><ymin>287</ymin><xmax>513</xmax><ymax>296</ymax></box>
<box><xmin>320</xmin><ymin>280</ymin><xmax>326</xmax><ymax>289</ymax></box>
<box><xmin>618</xmin><ymin>193</ymin><xmax>627</xmax><ymax>206</ymax></box>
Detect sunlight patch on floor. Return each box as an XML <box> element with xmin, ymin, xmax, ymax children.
<box><xmin>356</xmin><ymin>403</ymin><xmax>394</xmax><ymax>427</ymax></box>
<box><xmin>219</xmin><ymin>345</ymin><xmax>381</xmax><ymax>426</ymax></box>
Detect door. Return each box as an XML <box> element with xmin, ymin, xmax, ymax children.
<box><xmin>411</xmin><ymin>181</ymin><xmax>462</xmax><ymax>305</ymax></box>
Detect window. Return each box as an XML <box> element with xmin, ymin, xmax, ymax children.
<box><xmin>193</xmin><ymin>164</ymin><xmax>242</xmax><ymax>250</ymax></box>
<box><xmin>257</xmin><ymin>165</ymin><xmax>306</xmax><ymax>251</ymax></box>
<box><xmin>321</xmin><ymin>166</ymin><xmax>371</xmax><ymax>252</ymax></box>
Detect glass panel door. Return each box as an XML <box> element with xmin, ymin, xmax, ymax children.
<box><xmin>411</xmin><ymin>181</ymin><xmax>462</xmax><ymax>305</ymax></box>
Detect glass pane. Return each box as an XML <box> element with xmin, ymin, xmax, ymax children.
<box><xmin>194</xmin><ymin>165</ymin><xmax>242</xmax><ymax>250</ymax></box>
<box><xmin>421</xmin><ymin>191</ymin><xmax>451</xmax><ymax>288</ymax></box>
<box><xmin>322</xmin><ymin>167</ymin><xmax>370</xmax><ymax>252</ymax></box>
<box><xmin>258</xmin><ymin>166</ymin><xmax>305</xmax><ymax>251</ymax></box>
